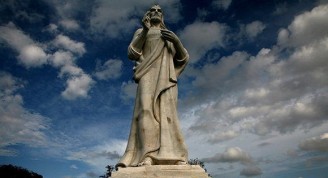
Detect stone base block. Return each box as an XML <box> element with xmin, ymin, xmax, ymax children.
<box><xmin>111</xmin><ymin>165</ymin><xmax>210</xmax><ymax>178</ymax></box>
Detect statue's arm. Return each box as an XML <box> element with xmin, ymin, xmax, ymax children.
<box><xmin>128</xmin><ymin>13</ymin><xmax>150</xmax><ymax>60</ymax></box>
<box><xmin>128</xmin><ymin>29</ymin><xmax>148</xmax><ymax>60</ymax></box>
<box><xmin>160</xmin><ymin>29</ymin><xmax>188</xmax><ymax>61</ymax></box>
<box><xmin>172</xmin><ymin>39</ymin><xmax>189</xmax><ymax>62</ymax></box>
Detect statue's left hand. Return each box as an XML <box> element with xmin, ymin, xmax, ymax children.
<box><xmin>161</xmin><ymin>29</ymin><xmax>181</xmax><ymax>45</ymax></box>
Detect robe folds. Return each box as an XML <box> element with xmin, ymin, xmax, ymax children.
<box><xmin>117</xmin><ymin>28</ymin><xmax>189</xmax><ymax>167</ymax></box>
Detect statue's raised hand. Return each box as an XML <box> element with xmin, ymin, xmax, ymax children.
<box><xmin>142</xmin><ymin>13</ymin><xmax>151</xmax><ymax>30</ymax></box>
<box><xmin>161</xmin><ymin>29</ymin><xmax>187</xmax><ymax>59</ymax></box>
<box><xmin>160</xmin><ymin>29</ymin><xmax>181</xmax><ymax>45</ymax></box>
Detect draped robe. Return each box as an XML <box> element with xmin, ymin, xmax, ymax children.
<box><xmin>117</xmin><ymin>27</ymin><xmax>189</xmax><ymax>167</ymax></box>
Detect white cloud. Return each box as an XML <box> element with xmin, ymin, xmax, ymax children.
<box><xmin>59</xmin><ymin>65</ymin><xmax>83</xmax><ymax>77</ymax></box>
<box><xmin>244</xmin><ymin>88</ymin><xmax>270</xmax><ymax>100</ymax></box>
<box><xmin>89</xmin><ymin>1</ymin><xmax>138</xmax><ymax>38</ymax></box>
<box><xmin>59</xmin><ymin>19</ymin><xmax>80</xmax><ymax>31</ymax></box>
<box><xmin>48</xmin><ymin>45</ymin><xmax>94</xmax><ymax>101</ymax></box>
<box><xmin>212</xmin><ymin>0</ymin><xmax>232</xmax><ymax>10</ymax></box>
<box><xmin>278</xmin><ymin>4</ymin><xmax>328</xmax><ymax>47</ymax></box>
<box><xmin>0</xmin><ymin>22</ymin><xmax>48</xmax><ymax>68</ymax></box>
<box><xmin>184</xmin><ymin>8</ymin><xmax>328</xmax><ymax>136</ymax></box>
<box><xmin>299</xmin><ymin>133</ymin><xmax>328</xmax><ymax>152</ymax></box>
<box><xmin>89</xmin><ymin>0</ymin><xmax>182</xmax><ymax>38</ymax></box>
<box><xmin>320</xmin><ymin>133</ymin><xmax>328</xmax><ymax>139</ymax></box>
<box><xmin>178</xmin><ymin>11</ymin><xmax>328</xmax><ymax>177</ymax></box>
<box><xmin>245</xmin><ymin>21</ymin><xmax>266</xmax><ymax>38</ymax></box>
<box><xmin>191</xmin><ymin>51</ymin><xmax>249</xmax><ymax>89</ymax></box>
<box><xmin>46</xmin><ymin>0</ymin><xmax>92</xmax><ymax>21</ymax></box>
<box><xmin>70</xmin><ymin>164</ymin><xmax>78</xmax><ymax>169</ymax></box>
<box><xmin>48</xmin><ymin>33</ymin><xmax>95</xmax><ymax>100</ymax></box>
<box><xmin>49</xmin><ymin>50</ymin><xmax>74</xmax><ymax>67</ymax></box>
<box><xmin>240</xmin><ymin>166</ymin><xmax>262</xmax><ymax>177</ymax></box>
<box><xmin>179</xmin><ymin>21</ymin><xmax>228</xmax><ymax>63</ymax></box>
<box><xmin>53</xmin><ymin>34</ymin><xmax>86</xmax><ymax>56</ymax></box>
<box><xmin>48</xmin><ymin>35</ymin><xmax>94</xmax><ymax>100</ymax></box>
<box><xmin>61</xmin><ymin>74</ymin><xmax>94</xmax><ymax>100</ymax></box>
<box><xmin>186</xmin><ymin>42</ymin><xmax>327</xmax><ymax>138</ymax></box>
<box><xmin>0</xmin><ymin>71</ymin><xmax>24</xmax><ymax>95</ymax></box>
<box><xmin>203</xmin><ymin>147</ymin><xmax>253</xmax><ymax>164</ymax></box>
<box><xmin>68</xmin><ymin>149</ymin><xmax>120</xmax><ymax>163</ymax></box>
<box><xmin>277</xmin><ymin>28</ymin><xmax>289</xmax><ymax>46</ymax></box>
<box><xmin>120</xmin><ymin>81</ymin><xmax>137</xmax><ymax>102</ymax></box>
<box><xmin>237</xmin><ymin>21</ymin><xmax>266</xmax><ymax>42</ymax></box>
<box><xmin>66</xmin><ymin>140</ymin><xmax>126</xmax><ymax>173</ymax></box>
<box><xmin>0</xmin><ymin>72</ymin><xmax>49</xmax><ymax>156</ymax></box>
<box><xmin>0</xmin><ymin>22</ymin><xmax>33</xmax><ymax>50</ymax></box>
<box><xmin>45</xmin><ymin>23</ymin><xmax>59</xmax><ymax>33</ymax></box>
<box><xmin>94</xmin><ymin>59</ymin><xmax>122</xmax><ymax>80</ymax></box>
<box><xmin>287</xmin><ymin>37</ymin><xmax>328</xmax><ymax>75</ymax></box>
<box><xmin>0</xmin><ymin>23</ymin><xmax>94</xmax><ymax>100</ymax></box>
<box><xmin>0</xmin><ymin>148</ymin><xmax>17</xmax><ymax>156</ymax></box>
<box><xmin>18</xmin><ymin>45</ymin><xmax>48</xmax><ymax>67</ymax></box>
<box><xmin>207</xmin><ymin>130</ymin><xmax>239</xmax><ymax>144</ymax></box>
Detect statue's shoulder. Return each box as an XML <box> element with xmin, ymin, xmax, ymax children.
<box><xmin>131</xmin><ymin>28</ymin><xmax>143</xmax><ymax>38</ymax></box>
<box><xmin>135</xmin><ymin>28</ymin><xmax>143</xmax><ymax>34</ymax></box>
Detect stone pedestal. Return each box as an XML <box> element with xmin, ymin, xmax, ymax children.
<box><xmin>111</xmin><ymin>165</ymin><xmax>210</xmax><ymax>178</ymax></box>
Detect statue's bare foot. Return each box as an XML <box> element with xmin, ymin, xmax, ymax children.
<box><xmin>138</xmin><ymin>157</ymin><xmax>153</xmax><ymax>166</ymax></box>
<box><xmin>176</xmin><ymin>161</ymin><xmax>187</xmax><ymax>165</ymax></box>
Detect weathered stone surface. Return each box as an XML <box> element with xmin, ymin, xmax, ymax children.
<box><xmin>117</xmin><ymin>4</ymin><xmax>190</xmax><ymax>167</ymax></box>
<box><xmin>112</xmin><ymin>165</ymin><xmax>210</xmax><ymax>178</ymax></box>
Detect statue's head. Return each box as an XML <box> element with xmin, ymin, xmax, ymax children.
<box><xmin>147</xmin><ymin>4</ymin><xmax>166</xmax><ymax>29</ymax></box>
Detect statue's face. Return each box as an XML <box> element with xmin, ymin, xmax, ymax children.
<box><xmin>149</xmin><ymin>5</ymin><xmax>163</xmax><ymax>24</ymax></box>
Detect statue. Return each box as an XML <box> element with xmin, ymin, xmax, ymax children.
<box><xmin>116</xmin><ymin>5</ymin><xmax>189</xmax><ymax>168</ymax></box>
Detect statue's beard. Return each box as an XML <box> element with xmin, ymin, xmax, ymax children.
<box><xmin>150</xmin><ymin>15</ymin><xmax>162</xmax><ymax>24</ymax></box>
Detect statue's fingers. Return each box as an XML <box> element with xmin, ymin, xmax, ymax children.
<box><xmin>162</xmin><ymin>33</ymin><xmax>172</xmax><ymax>39</ymax></box>
<box><xmin>161</xmin><ymin>32</ymin><xmax>169</xmax><ymax>37</ymax></box>
<box><xmin>160</xmin><ymin>31</ymin><xmax>168</xmax><ymax>35</ymax></box>
<box><xmin>161</xmin><ymin>32</ymin><xmax>173</xmax><ymax>38</ymax></box>
<box><xmin>160</xmin><ymin>29</ymin><xmax>172</xmax><ymax>34</ymax></box>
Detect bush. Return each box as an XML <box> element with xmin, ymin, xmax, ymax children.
<box><xmin>0</xmin><ymin>164</ymin><xmax>43</xmax><ymax>178</ymax></box>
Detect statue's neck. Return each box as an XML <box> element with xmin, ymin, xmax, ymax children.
<box><xmin>150</xmin><ymin>26</ymin><xmax>161</xmax><ymax>30</ymax></box>
<box><xmin>150</xmin><ymin>21</ymin><xmax>161</xmax><ymax>28</ymax></box>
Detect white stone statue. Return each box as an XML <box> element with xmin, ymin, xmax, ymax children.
<box><xmin>116</xmin><ymin>4</ymin><xmax>189</xmax><ymax>168</ymax></box>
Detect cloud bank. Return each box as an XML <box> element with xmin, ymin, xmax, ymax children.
<box><xmin>183</xmin><ymin>4</ymin><xmax>328</xmax><ymax>140</ymax></box>
<box><xmin>0</xmin><ymin>72</ymin><xmax>49</xmax><ymax>156</ymax></box>
<box><xmin>0</xmin><ymin>22</ymin><xmax>94</xmax><ymax>100</ymax></box>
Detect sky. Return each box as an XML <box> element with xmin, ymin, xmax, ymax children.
<box><xmin>0</xmin><ymin>0</ymin><xmax>328</xmax><ymax>177</ymax></box>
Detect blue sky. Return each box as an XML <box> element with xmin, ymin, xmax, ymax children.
<box><xmin>1</xmin><ymin>0</ymin><xmax>328</xmax><ymax>177</ymax></box>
